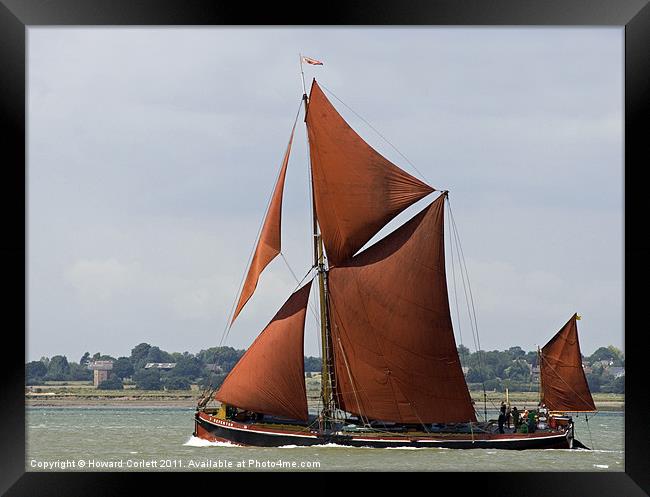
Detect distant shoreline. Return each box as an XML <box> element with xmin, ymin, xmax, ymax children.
<box><xmin>26</xmin><ymin>398</ymin><xmax>198</xmax><ymax>408</ymax></box>
<box><xmin>25</xmin><ymin>392</ymin><xmax>624</xmax><ymax>411</ymax></box>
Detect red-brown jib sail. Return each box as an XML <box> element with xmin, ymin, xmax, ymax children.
<box><xmin>216</xmin><ymin>282</ymin><xmax>312</xmax><ymax>421</ymax></box>
<box><xmin>230</xmin><ymin>121</ymin><xmax>297</xmax><ymax>325</ymax></box>
<box><xmin>540</xmin><ymin>313</ymin><xmax>596</xmax><ymax>412</ymax></box>
<box><xmin>306</xmin><ymin>80</ymin><xmax>434</xmax><ymax>266</ymax></box>
<box><xmin>328</xmin><ymin>194</ymin><xmax>476</xmax><ymax>424</ymax></box>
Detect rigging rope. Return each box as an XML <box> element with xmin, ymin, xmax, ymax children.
<box><xmin>336</xmin><ymin>336</ymin><xmax>372</xmax><ymax>427</ymax></box>
<box><xmin>446</xmin><ymin>196</ymin><xmax>488</xmax><ymax>420</ymax></box>
<box><xmin>447</xmin><ymin>203</ymin><xmax>483</xmax><ymax>421</ymax></box>
<box><xmin>584</xmin><ymin>414</ymin><xmax>596</xmax><ymax>451</ymax></box>
<box><xmin>281</xmin><ymin>253</ymin><xmax>320</xmax><ymax>328</ymax></box>
<box><xmin>448</xmin><ymin>203</ymin><xmax>465</xmax><ymax>353</ymax></box>
<box><xmin>448</xmin><ymin>199</ymin><xmax>483</xmax><ymax>356</ymax></box>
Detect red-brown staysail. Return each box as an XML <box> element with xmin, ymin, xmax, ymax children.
<box><xmin>230</xmin><ymin>121</ymin><xmax>297</xmax><ymax>325</ymax></box>
<box><xmin>540</xmin><ymin>313</ymin><xmax>596</xmax><ymax>412</ymax></box>
<box><xmin>215</xmin><ymin>282</ymin><xmax>312</xmax><ymax>421</ymax></box>
<box><xmin>328</xmin><ymin>194</ymin><xmax>476</xmax><ymax>424</ymax></box>
<box><xmin>306</xmin><ymin>80</ymin><xmax>434</xmax><ymax>266</ymax></box>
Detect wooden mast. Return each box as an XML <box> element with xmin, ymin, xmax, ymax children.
<box><xmin>538</xmin><ymin>345</ymin><xmax>543</xmax><ymax>405</ymax></box>
<box><xmin>316</xmin><ymin>228</ymin><xmax>333</xmax><ymax>425</ymax></box>
<box><xmin>300</xmin><ymin>57</ymin><xmax>333</xmax><ymax>428</ymax></box>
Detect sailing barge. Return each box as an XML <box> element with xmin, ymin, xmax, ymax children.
<box><xmin>194</xmin><ymin>73</ymin><xmax>593</xmax><ymax>450</ymax></box>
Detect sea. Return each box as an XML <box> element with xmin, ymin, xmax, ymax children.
<box><xmin>26</xmin><ymin>407</ymin><xmax>624</xmax><ymax>472</ymax></box>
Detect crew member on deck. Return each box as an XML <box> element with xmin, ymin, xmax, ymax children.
<box><xmin>527</xmin><ymin>409</ymin><xmax>537</xmax><ymax>433</ymax></box>
<box><xmin>519</xmin><ymin>409</ymin><xmax>530</xmax><ymax>433</ymax></box>
<box><xmin>511</xmin><ymin>406</ymin><xmax>521</xmax><ymax>432</ymax></box>
<box><xmin>497</xmin><ymin>404</ymin><xmax>506</xmax><ymax>434</ymax></box>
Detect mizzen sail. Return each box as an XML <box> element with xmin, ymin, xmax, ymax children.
<box><xmin>540</xmin><ymin>313</ymin><xmax>596</xmax><ymax>412</ymax></box>
<box><xmin>306</xmin><ymin>80</ymin><xmax>434</xmax><ymax>266</ymax></box>
<box><xmin>215</xmin><ymin>282</ymin><xmax>312</xmax><ymax>421</ymax></box>
<box><xmin>327</xmin><ymin>194</ymin><xmax>476</xmax><ymax>424</ymax></box>
<box><xmin>231</xmin><ymin>121</ymin><xmax>297</xmax><ymax>325</ymax></box>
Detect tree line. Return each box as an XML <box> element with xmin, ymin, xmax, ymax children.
<box><xmin>25</xmin><ymin>343</ymin><xmax>324</xmax><ymax>391</ymax></box>
<box><xmin>25</xmin><ymin>343</ymin><xmax>624</xmax><ymax>393</ymax></box>
<box><xmin>459</xmin><ymin>344</ymin><xmax>624</xmax><ymax>394</ymax></box>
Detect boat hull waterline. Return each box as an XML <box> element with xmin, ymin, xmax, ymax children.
<box><xmin>194</xmin><ymin>411</ymin><xmax>575</xmax><ymax>450</ymax></box>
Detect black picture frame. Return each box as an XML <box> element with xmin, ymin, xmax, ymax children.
<box><xmin>1</xmin><ymin>1</ymin><xmax>648</xmax><ymax>494</ymax></box>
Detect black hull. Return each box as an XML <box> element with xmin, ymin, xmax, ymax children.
<box><xmin>194</xmin><ymin>412</ymin><xmax>574</xmax><ymax>450</ymax></box>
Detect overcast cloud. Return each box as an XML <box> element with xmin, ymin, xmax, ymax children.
<box><xmin>27</xmin><ymin>27</ymin><xmax>623</xmax><ymax>362</ymax></box>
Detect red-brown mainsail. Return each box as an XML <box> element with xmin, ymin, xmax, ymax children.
<box><xmin>230</xmin><ymin>121</ymin><xmax>297</xmax><ymax>325</ymax></box>
<box><xmin>328</xmin><ymin>194</ymin><xmax>476</xmax><ymax>424</ymax></box>
<box><xmin>196</xmin><ymin>77</ymin><xmax>588</xmax><ymax>450</ymax></box>
<box><xmin>216</xmin><ymin>282</ymin><xmax>312</xmax><ymax>421</ymax></box>
<box><xmin>305</xmin><ymin>80</ymin><xmax>434</xmax><ymax>266</ymax></box>
<box><xmin>540</xmin><ymin>314</ymin><xmax>596</xmax><ymax>412</ymax></box>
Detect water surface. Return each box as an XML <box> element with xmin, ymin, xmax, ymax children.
<box><xmin>26</xmin><ymin>407</ymin><xmax>623</xmax><ymax>472</ymax></box>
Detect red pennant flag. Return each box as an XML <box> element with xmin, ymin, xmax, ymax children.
<box><xmin>302</xmin><ymin>56</ymin><xmax>323</xmax><ymax>66</ymax></box>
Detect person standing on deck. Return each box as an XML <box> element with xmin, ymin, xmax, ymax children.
<box><xmin>511</xmin><ymin>406</ymin><xmax>521</xmax><ymax>432</ymax></box>
<box><xmin>527</xmin><ymin>409</ymin><xmax>537</xmax><ymax>433</ymax></box>
<box><xmin>497</xmin><ymin>404</ymin><xmax>506</xmax><ymax>434</ymax></box>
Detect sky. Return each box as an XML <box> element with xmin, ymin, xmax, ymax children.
<box><xmin>27</xmin><ymin>27</ymin><xmax>623</xmax><ymax>363</ymax></box>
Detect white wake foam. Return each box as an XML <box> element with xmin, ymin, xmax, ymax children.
<box><xmin>183</xmin><ymin>436</ymin><xmax>241</xmax><ymax>448</ymax></box>
<box><xmin>278</xmin><ymin>443</ymin><xmax>348</xmax><ymax>449</ymax></box>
